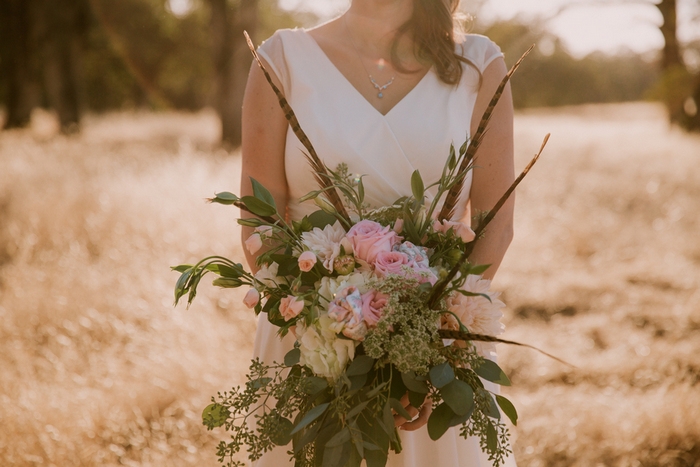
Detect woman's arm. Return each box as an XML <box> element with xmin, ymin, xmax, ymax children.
<box><xmin>240</xmin><ymin>58</ymin><xmax>289</xmax><ymax>272</ymax></box>
<box><xmin>465</xmin><ymin>57</ymin><xmax>515</xmax><ymax>280</ymax></box>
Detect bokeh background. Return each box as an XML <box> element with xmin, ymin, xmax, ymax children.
<box><xmin>1</xmin><ymin>1</ymin><xmax>700</xmax><ymax>466</ymax></box>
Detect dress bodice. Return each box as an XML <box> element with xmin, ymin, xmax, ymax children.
<box><xmin>257</xmin><ymin>28</ymin><xmax>503</xmax><ymax>222</ymax></box>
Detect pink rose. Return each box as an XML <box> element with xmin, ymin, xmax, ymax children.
<box><xmin>346</xmin><ymin>220</ymin><xmax>400</xmax><ymax>264</ymax></box>
<box><xmin>245</xmin><ymin>233</ymin><xmax>263</xmax><ymax>254</ymax></box>
<box><xmin>298</xmin><ymin>251</ymin><xmax>317</xmax><ymax>272</ymax></box>
<box><xmin>243</xmin><ymin>288</ymin><xmax>260</xmax><ymax>309</ymax></box>
<box><xmin>374</xmin><ymin>250</ymin><xmax>411</xmax><ymax>278</ymax></box>
<box><xmin>432</xmin><ymin>220</ymin><xmax>476</xmax><ymax>243</ymax></box>
<box><xmin>361</xmin><ymin>290</ymin><xmax>389</xmax><ymax>327</ymax></box>
<box><xmin>279</xmin><ymin>295</ymin><xmax>304</xmax><ymax>321</ymax></box>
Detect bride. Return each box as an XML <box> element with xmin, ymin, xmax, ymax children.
<box><xmin>240</xmin><ymin>0</ymin><xmax>516</xmax><ymax>465</ymax></box>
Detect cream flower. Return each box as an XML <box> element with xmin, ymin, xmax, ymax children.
<box><xmin>301</xmin><ymin>221</ymin><xmax>350</xmax><ymax>272</ymax></box>
<box><xmin>253</xmin><ymin>262</ymin><xmax>283</xmax><ymax>291</ymax></box>
<box><xmin>317</xmin><ymin>272</ymin><xmax>369</xmax><ymax>304</ymax></box>
<box><xmin>445</xmin><ymin>275</ymin><xmax>505</xmax><ymax>356</ymax></box>
<box><xmin>297</xmin><ymin>315</ymin><xmax>357</xmax><ymax>380</ymax></box>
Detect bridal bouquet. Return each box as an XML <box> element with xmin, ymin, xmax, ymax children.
<box><xmin>172</xmin><ymin>35</ymin><xmax>547</xmax><ymax>467</ymax></box>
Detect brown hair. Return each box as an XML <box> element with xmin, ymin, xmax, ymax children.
<box><xmin>391</xmin><ymin>0</ymin><xmax>474</xmax><ymax>85</ymax></box>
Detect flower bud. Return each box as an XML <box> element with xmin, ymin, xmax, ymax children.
<box><xmin>243</xmin><ymin>288</ymin><xmax>260</xmax><ymax>308</ymax></box>
<box><xmin>314</xmin><ymin>196</ymin><xmax>337</xmax><ymax>214</ymax></box>
<box><xmin>298</xmin><ymin>251</ymin><xmax>318</xmax><ymax>272</ymax></box>
<box><xmin>244</xmin><ymin>233</ymin><xmax>263</xmax><ymax>254</ymax></box>
<box><xmin>333</xmin><ymin>255</ymin><xmax>356</xmax><ymax>275</ymax></box>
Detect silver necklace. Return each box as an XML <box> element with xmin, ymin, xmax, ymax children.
<box><xmin>344</xmin><ymin>16</ymin><xmax>396</xmax><ymax>99</ymax></box>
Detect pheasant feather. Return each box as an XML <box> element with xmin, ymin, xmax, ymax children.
<box><xmin>244</xmin><ymin>32</ymin><xmax>350</xmax><ymax>224</ymax></box>
<box><xmin>438</xmin><ymin>45</ymin><xmax>534</xmax><ymax>222</ymax></box>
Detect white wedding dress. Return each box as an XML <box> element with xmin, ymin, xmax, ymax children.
<box><xmin>251</xmin><ymin>28</ymin><xmax>517</xmax><ymax>467</ymax></box>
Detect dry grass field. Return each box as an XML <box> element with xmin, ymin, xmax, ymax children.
<box><xmin>0</xmin><ymin>102</ymin><xmax>698</xmax><ymax>466</ymax></box>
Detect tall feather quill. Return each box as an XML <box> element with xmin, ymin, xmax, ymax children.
<box><xmin>244</xmin><ymin>32</ymin><xmax>350</xmax><ymax>223</ymax></box>
<box><xmin>437</xmin><ymin>45</ymin><xmax>534</xmax><ymax>222</ymax></box>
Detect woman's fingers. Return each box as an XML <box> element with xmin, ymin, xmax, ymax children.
<box><xmin>393</xmin><ymin>393</ymin><xmax>420</xmax><ymax>427</ymax></box>
<box><xmin>400</xmin><ymin>399</ymin><xmax>432</xmax><ymax>431</ymax></box>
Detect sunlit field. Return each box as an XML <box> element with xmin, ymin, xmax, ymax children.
<box><xmin>1</xmin><ymin>103</ymin><xmax>698</xmax><ymax>466</ymax></box>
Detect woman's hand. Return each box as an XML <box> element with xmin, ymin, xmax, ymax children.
<box><xmin>393</xmin><ymin>393</ymin><xmax>432</xmax><ymax>431</ymax></box>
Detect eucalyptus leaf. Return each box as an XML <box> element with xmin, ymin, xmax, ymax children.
<box><xmin>326</xmin><ymin>427</ymin><xmax>351</xmax><ymax>447</ymax></box>
<box><xmin>429</xmin><ymin>362</ymin><xmax>455</xmax><ymax>389</ymax></box>
<box><xmin>427</xmin><ymin>403</ymin><xmax>454</xmax><ymax>441</ymax></box>
<box><xmin>302</xmin><ymin>377</ymin><xmax>328</xmax><ymax>395</ymax></box>
<box><xmin>240</xmin><ymin>196</ymin><xmax>277</xmax><ymax>217</ymax></box>
<box><xmin>284</xmin><ymin>348</ymin><xmax>300</xmax><ymax>367</ymax></box>
<box><xmin>440</xmin><ymin>379</ymin><xmax>474</xmax><ymax>416</ymax></box>
<box><xmin>401</xmin><ymin>371</ymin><xmax>429</xmax><ymax>394</ymax></box>
<box><xmin>486</xmin><ymin>421</ymin><xmax>498</xmax><ymax>453</ymax></box>
<box><xmin>348</xmin><ymin>373</ymin><xmax>367</xmax><ymax>391</ymax></box>
<box><xmin>270</xmin><ymin>416</ymin><xmax>294</xmax><ymax>446</ymax></box>
<box><xmin>467</xmin><ymin>263</ymin><xmax>492</xmax><ymax>276</ymax></box>
<box><xmin>202</xmin><ymin>403</ymin><xmax>228</xmax><ymax>428</ymax></box>
<box><xmin>346</xmin><ymin>355</ymin><xmax>375</xmax><ymax>376</ymax></box>
<box><xmin>407</xmin><ymin>390</ymin><xmax>426</xmax><ymax>410</ymax></box>
<box><xmin>290</xmin><ymin>402</ymin><xmax>330</xmax><ymax>435</ymax></box>
<box><xmin>250</xmin><ymin>177</ymin><xmax>277</xmax><ymax>208</ymax></box>
<box><xmin>389</xmin><ymin>398</ymin><xmax>412</xmax><ymax>421</ymax></box>
<box><xmin>365</xmin><ymin>448</ymin><xmax>388</xmax><ymax>467</ymax></box>
<box><xmin>496</xmin><ymin>395</ymin><xmax>518</xmax><ymax>426</ymax></box>
<box><xmin>479</xmin><ymin>389</ymin><xmax>501</xmax><ymax>420</ymax></box>
<box><xmin>474</xmin><ymin>359</ymin><xmax>511</xmax><ymax>386</ymax></box>
<box><xmin>346</xmin><ymin>401</ymin><xmax>370</xmax><ymax>420</ymax></box>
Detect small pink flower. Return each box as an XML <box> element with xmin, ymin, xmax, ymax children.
<box><xmin>433</xmin><ymin>220</ymin><xmax>476</xmax><ymax>243</ymax></box>
<box><xmin>393</xmin><ymin>218</ymin><xmax>404</xmax><ymax>234</ymax></box>
<box><xmin>245</xmin><ymin>233</ymin><xmax>263</xmax><ymax>254</ymax></box>
<box><xmin>279</xmin><ymin>295</ymin><xmax>304</xmax><ymax>321</ymax></box>
<box><xmin>243</xmin><ymin>288</ymin><xmax>260</xmax><ymax>309</ymax></box>
<box><xmin>255</xmin><ymin>225</ymin><xmax>273</xmax><ymax>239</ymax></box>
<box><xmin>374</xmin><ymin>250</ymin><xmax>411</xmax><ymax>277</ymax></box>
<box><xmin>361</xmin><ymin>290</ymin><xmax>389</xmax><ymax>327</ymax></box>
<box><xmin>298</xmin><ymin>251</ymin><xmax>317</xmax><ymax>272</ymax></box>
<box><xmin>346</xmin><ymin>220</ymin><xmax>400</xmax><ymax>264</ymax></box>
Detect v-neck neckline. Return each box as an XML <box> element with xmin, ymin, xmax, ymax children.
<box><xmin>302</xmin><ymin>29</ymin><xmax>434</xmax><ymax>119</ymax></box>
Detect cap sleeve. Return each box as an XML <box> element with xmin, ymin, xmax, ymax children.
<box><xmin>458</xmin><ymin>34</ymin><xmax>504</xmax><ymax>73</ymax></box>
<box><xmin>256</xmin><ymin>29</ymin><xmax>292</xmax><ymax>95</ymax></box>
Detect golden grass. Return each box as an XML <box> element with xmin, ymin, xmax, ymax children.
<box><xmin>0</xmin><ymin>103</ymin><xmax>698</xmax><ymax>466</ymax></box>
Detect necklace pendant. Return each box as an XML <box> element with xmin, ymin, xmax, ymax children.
<box><xmin>378</xmin><ymin>92</ymin><xmax>384</xmax><ymax>98</ymax></box>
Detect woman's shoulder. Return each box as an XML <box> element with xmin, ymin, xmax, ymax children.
<box><xmin>455</xmin><ymin>33</ymin><xmax>504</xmax><ymax>73</ymax></box>
<box><xmin>259</xmin><ymin>27</ymin><xmax>307</xmax><ymax>51</ymax></box>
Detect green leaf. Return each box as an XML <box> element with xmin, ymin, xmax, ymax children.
<box><xmin>479</xmin><ymin>389</ymin><xmax>501</xmax><ymax>420</ymax></box>
<box><xmin>407</xmin><ymin>390</ymin><xmax>426</xmax><ymax>410</ymax></box>
<box><xmin>301</xmin><ymin>377</ymin><xmax>328</xmax><ymax>395</ymax></box>
<box><xmin>326</xmin><ymin>427</ymin><xmax>351</xmax><ymax>447</ymax></box>
<box><xmin>467</xmin><ymin>263</ymin><xmax>492</xmax><ymax>276</ymax></box>
<box><xmin>250</xmin><ymin>177</ymin><xmax>277</xmax><ymax>209</ymax></box>
<box><xmin>427</xmin><ymin>403</ymin><xmax>454</xmax><ymax>441</ymax></box>
<box><xmin>209</xmin><ymin>191</ymin><xmax>239</xmax><ymax>205</ymax></box>
<box><xmin>202</xmin><ymin>403</ymin><xmax>228</xmax><ymax>428</ymax></box>
<box><xmin>496</xmin><ymin>395</ymin><xmax>518</xmax><ymax>426</ymax></box>
<box><xmin>346</xmin><ymin>401</ymin><xmax>370</xmax><ymax>420</ymax></box>
<box><xmin>486</xmin><ymin>421</ymin><xmax>498</xmax><ymax>453</ymax></box>
<box><xmin>346</xmin><ymin>355</ymin><xmax>375</xmax><ymax>376</ymax></box>
<box><xmin>284</xmin><ymin>348</ymin><xmax>300</xmax><ymax>367</ymax></box>
<box><xmin>171</xmin><ymin>264</ymin><xmax>193</xmax><ymax>273</ymax></box>
<box><xmin>400</xmin><ymin>372</ymin><xmax>429</xmax><ymax>394</ymax></box>
<box><xmin>240</xmin><ymin>196</ymin><xmax>277</xmax><ymax>217</ymax></box>
<box><xmin>357</xmin><ymin>177</ymin><xmax>365</xmax><ymax>203</ymax></box>
<box><xmin>365</xmin><ymin>448</ymin><xmax>388</xmax><ymax>467</ymax></box>
<box><xmin>270</xmin><ymin>416</ymin><xmax>294</xmax><ymax>446</ymax></box>
<box><xmin>381</xmin><ymin>402</ymin><xmax>397</xmax><ymax>442</ymax></box>
<box><xmin>440</xmin><ymin>379</ymin><xmax>474</xmax><ymax>416</ymax></box>
<box><xmin>429</xmin><ymin>362</ymin><xmax>455</xmax><ymax>389</ymax></box>
<box><xmin>290</xmin><ymin>402</ymin><xmax>330</xmax><ymax>435</ymax></box>
<box><xmin>474</xmin><ymin>360</ymin><xmax>511</xmax><ymax>386</ymax></box>
<box><xmin>411</xmin><ymin>170</ymin><xmax>425</xmax><ymax>201</ymax></box>
<box><xmin>366</xmin><ymin>381</ymin><xmax>389</xmax><ymax>399</ymax></box>
<box><xmin>323</xmin><ymin>439</ymin><xmax>352</xmax><ymax>467</ymax></box>
<box><xmin>237</xmin><ymin>218</ymin><xmax>264</xmax><ymax>227</ymax></box>
<box><xmin>174</xmin><ymin>268</ymin><xmax>193</xmax><ymax>305</ymax></box>
<box><xmin>247</xmin><ymin>377</ymin><xmax>272</xmax><ymax>390</ymax></box>
<box><xmin>389</xmin><ymin>398</ymin><xmax>412</xmax><ymax>421</ymax></box>
<box><xmin>349</xmin><ymin>421</ymin><xmax>364</xmax><ymax>458</ymax></box>
<box><xmin>308</xmin><ymin>210</ymin><xmax>337</xmax><ymax>229</ymax></box>
<box><xmin>348</xmin><ymin>373</ymin><xmax>367</xmax><ymax>391</ymax></box>
<box><xmin>459</xmin><ymin>139</ymin><xmax>469</xmax><ymax>157</ymax></box>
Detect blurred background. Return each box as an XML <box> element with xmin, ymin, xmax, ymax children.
<box><xmin>1</xmin><ymin>1</ymin><xmax>699</xmax><ymax>466</ymax></box>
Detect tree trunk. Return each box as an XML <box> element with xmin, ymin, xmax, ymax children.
<box><xmin>0</xmin><ymin>0</ymin><xmax>41</xmax><ymax>129</ymax></box>
<box><xmin>38</xmin><ymin>0</ymin><xmax>89</xmax><ymax>133</ymax></box>
<box><xmin>209</xmin><ymin>0</ymin><xmax>258</xmax><ymax>147</ymax></box>
<box><xmin>657</xmin><ymin>0</ymin><xmax>683</xmax><ymax>71</ymax></box>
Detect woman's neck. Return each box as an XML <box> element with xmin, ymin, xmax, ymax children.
<box><xmin>345</xmin><ymin>0</ymin><xmax>414</xmax><ymax>46</ymax></box>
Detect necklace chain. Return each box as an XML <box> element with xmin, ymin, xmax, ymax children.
<box><xmin>343</xmin><ymin>15</ymin><xmax>396</xmax><ymax>99</ymax></box>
